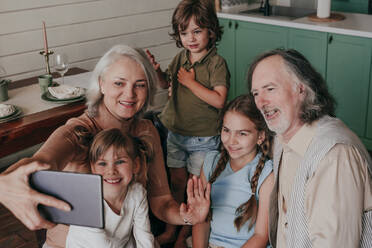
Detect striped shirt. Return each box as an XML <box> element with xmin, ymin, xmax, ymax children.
<box><xmin>273</xmin><ymin>118</ymin><xmax>372</xmax><ymax>247</ymax></box>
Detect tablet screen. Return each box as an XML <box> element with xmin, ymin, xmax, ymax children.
<box><xmin>30</xmin><ymin>170</ymin><xmax>104</xmax><ymax>228</ymax></box>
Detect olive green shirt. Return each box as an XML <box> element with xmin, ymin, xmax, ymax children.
<box><xmin>160</xmin><ymin>47</ymin><xmax>230</xmax><ymax>136</ymax></box>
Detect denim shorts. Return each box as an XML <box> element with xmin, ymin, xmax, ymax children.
<box><xmin>166</xmin><ymin>131</ymin><xmax>220</xmax><ymax>176</ymax></box>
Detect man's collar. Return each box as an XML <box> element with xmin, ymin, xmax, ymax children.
<box><xmin>279</xmin><ymin>121</ymin><xmax>318</xmax><ymax>157</ymax></box>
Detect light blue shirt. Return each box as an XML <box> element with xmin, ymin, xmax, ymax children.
<box><xmin>203</xmin><ymin>151</ymin><xmax>273</xmax><ymax>248</ymax></box>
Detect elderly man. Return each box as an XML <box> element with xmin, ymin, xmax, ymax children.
<box><xmin>248</xmin><ymin>49</ymin><xmax>372</xmax><ymax>248</ymax></box>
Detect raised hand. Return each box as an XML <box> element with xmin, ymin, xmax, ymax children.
<box><xmin>179</xmin><ymin>175</ymin><xmax>210</xmax><ymax>225</ymax></box>
<box><xmin>0</xmin><ymin>161</ymin><xmax>71</xmax><ymax>230</ymax></box>
<box><xmin>145</xmin><ymin>49</ymin><xmax>160</xmax><ymax>71</ymax></box>
<box><xmin>177</xmin><ymin>67</ymin><xmax>195</xmax><ymax>87</ymax></box>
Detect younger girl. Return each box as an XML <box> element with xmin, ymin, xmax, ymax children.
<box><xmin>66</xmin><ymin>128</ymin><xmax>155</xmax><ymax>248</ymax></box>
<box><xmin>192</xmin><ymin>94</ymin><xmax>274</xmax><ymax>248</ymax></box>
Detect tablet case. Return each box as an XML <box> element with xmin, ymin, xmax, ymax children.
<box><xmin>29</xmin><ymin>170</ymin><xmax>104</xmax><ymax>228</ymax></box>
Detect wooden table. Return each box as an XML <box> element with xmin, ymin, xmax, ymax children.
<box><xmin>0</xmin><ymin>68</ymin><xmax>88</xmax><ymax>158</ymax></box>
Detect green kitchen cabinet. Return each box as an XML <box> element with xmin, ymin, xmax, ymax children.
<box><xmin>235</xmin><ymin>21</ymin><xmax>288</xmax><ymax>97</ymax></box>
<box><xmin>288</xmin><ymin>28</ymin><xmax>328</xmax><ymax>78</ymax></box>
<box><xmin>289</xmin><ymin>30</ymin><xmax>372</xmax><ymax>144</ymax></box>
<box><xmin>217</xmin><ymin>17</ymin><xmax>372</xmax><ymax>149</ymax></box>
<box><xmin>326</xmin><ymin>33</ymin><xmax>371</xmax><ymax>137</ymax></box>
<box><xmin>332</xmin><ymin>0</ymin><xmax>370</xmax><ymax>14</ymax></box>
<box><xmin>218</xmin><ymin>18</ymin><xmax>236</xmax><ymax>100</ymax></box>
<box><xmin>218</xmin><ymin>19</ymin><xmax>288</xmax><ymax>99</ymax></box>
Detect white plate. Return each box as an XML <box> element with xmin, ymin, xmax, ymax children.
<box><xmin>0</xmin><ymin>104</ymin><xmax>16</xmax><ymax>118</ymax></box>
<box><xmin>0</xmin><ymin>106</ymin><xmax>22</xmax><ymax>123</ymax></box>
<box><xmin>48</xmin><ymin>85</ymin><xmax>86</xmax><ymax>100</ymax></box>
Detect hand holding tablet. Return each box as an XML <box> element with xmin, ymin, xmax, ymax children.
<box><xmin>29</xmin><ymin>170</ymin><xmax>104</xmax><ymax>228</ymax></box>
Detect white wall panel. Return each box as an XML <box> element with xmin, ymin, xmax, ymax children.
<box><xmin>0</xmin><ymin>0</ymin><xmax>181</xmax><ymax>81</ymax></box>
<box><xmin>1</xmin><ymin>29</ymin><xmax>178</xmax><ymax>75</ymax></box>
<box><xmin>0</xmin><ymin>0</ymin><xmax>100</xmax><ymax>13</ymax></box>
<box><xmin>0</xmin><ymin>0</ymin><xmax>177</xmax><ymax>34</ymax></box>
<box><xmin>0</xmin><ymin>11</ymin><xmax>173</xmax><ymax>56</ymax></box>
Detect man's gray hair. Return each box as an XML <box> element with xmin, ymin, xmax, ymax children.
<box><xmin>86</xmin><ymin>44</ymin><xmax>158</xmax><ymax>118</ymax></box>
<box><xmin>247</xmin><ymin>48</ymin><xmax>336</xmax><ymax>124</ymax></box>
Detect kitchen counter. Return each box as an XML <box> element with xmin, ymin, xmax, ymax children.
<box><xmin>218</xmin><ymin>4</ymin><xmax>372</xmax><ymax>38</ymax></box>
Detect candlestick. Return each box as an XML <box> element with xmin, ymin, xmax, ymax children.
<box><xmin>42</xmin><ymin>21</ymin><xmax>49</xmax><ymax>55</ymax></box>
<box><xmin>39</xmin><ymin>50</ymin><xmax>54</xmax><ymax>75</ymax></box>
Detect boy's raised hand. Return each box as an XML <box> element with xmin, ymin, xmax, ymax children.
<box><xmin>177</xmin><ymin>67</ymin><xmax>195</xmax><ymax>88</ymax></box>
<box><xmin>146</xmin><ymin>49</ymin><xmax>171</xmax><ymax>90</ymax></box>
<box><xmin>145</xmin><ymin>49</ymin><xmax>160</xmax><ymax>71</ymax></box>
<box><xmin>179</xmin><ymin>175</ymin><xmax>210</xmax><ymax>225</ymax></box>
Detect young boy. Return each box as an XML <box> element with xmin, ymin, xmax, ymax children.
<box><xmin>146</xmin><ymin>0</ymin><xmax>230</xmax><ymax>246</ymax></box>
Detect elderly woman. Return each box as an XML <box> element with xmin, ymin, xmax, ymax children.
<box><xmin>0</xmin><ymin>45</ymin><xmax>210</xmax><ymax>247</ymax></box>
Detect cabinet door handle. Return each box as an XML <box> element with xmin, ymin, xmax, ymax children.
<box><xmin>328</xmin><ymin>35</ymin><xmax>333</xmax><ymax>44</ymax></box>
<box><xmin>235</xmin><ymin>22</ymin><xmax>239</xmax><ymax>29</ymax></box>
<box><xmin>228</xmin><ymin>21</ymin><xmax>232</xmax><ymax>28</ymax></box>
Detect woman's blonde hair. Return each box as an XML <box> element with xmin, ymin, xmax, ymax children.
<box><xmin>86</xmin><ymin>44</ymin><xmax>158</xmax><ymax>118</ymax></box>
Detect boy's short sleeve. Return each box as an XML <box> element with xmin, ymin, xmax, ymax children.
<box><xmin>209</xmin><ymin>57</ymin><xmax>230</xmax><ymax>89</ymax></box>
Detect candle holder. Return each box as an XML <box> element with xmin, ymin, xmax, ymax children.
<box><xmin>39</xmin><ymin>50</ymin><xmax>54</xmax><ymax>75</ymax></box>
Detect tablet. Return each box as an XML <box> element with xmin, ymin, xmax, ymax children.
<box><xmin>29</xmin><ymin>170</ymin><xmax>104</xmax><ymax>228</ymax></box>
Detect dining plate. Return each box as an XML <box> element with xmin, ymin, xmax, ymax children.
<box><xmin>41</xmin><ymin>91</ymin><xmax>85</xmax><ymax>103</ymax></box>
<box><xmin>0</xmin><ymin>106</ymin><xmax>23</xmax><ymax>123</ymax></box>
<box><xmin>0</xmin><ymin>104</ymin><xmax>17</xmax><ymax>119</ymax></box>
<box><xmin>48</xmin><ymin>85</ymin><xmax>86</xmax><ymax>100</ymax></box>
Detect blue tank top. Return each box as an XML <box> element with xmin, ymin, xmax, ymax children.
<box><xmin>203</xmin><ymin>151</ymin><xmax>273</xmax><ymax>248</ymax></box>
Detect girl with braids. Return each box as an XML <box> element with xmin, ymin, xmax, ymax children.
<box><xmin>65</xmin><ymin>127</ymin><xmax>155</xmax><ymax>248</ymax></box>
<box><xmin>192</xmin><ymin>94</ymin><xmax>274</xmax><ymax>248</ymax></box>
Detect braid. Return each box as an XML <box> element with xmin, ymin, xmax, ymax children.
<box><xmin>206</xmin><ymin>147</ymin><xmax>229</xmax><ymax>221</ymax></box>
<box><xmin>234</xmin><ymin>136</ymin><xmax>272</xmax><ymax>231</ymax></box>
<box><xmin>209</xmin><ymin>147</ymin><xmax>229</xmax><ymax>184</ymax></box>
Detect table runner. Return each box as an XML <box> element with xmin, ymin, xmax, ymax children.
<box><xmin>2</xmin><ymin>72</ymin><xmax>92</xmax><ymax>117</ymax></box>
